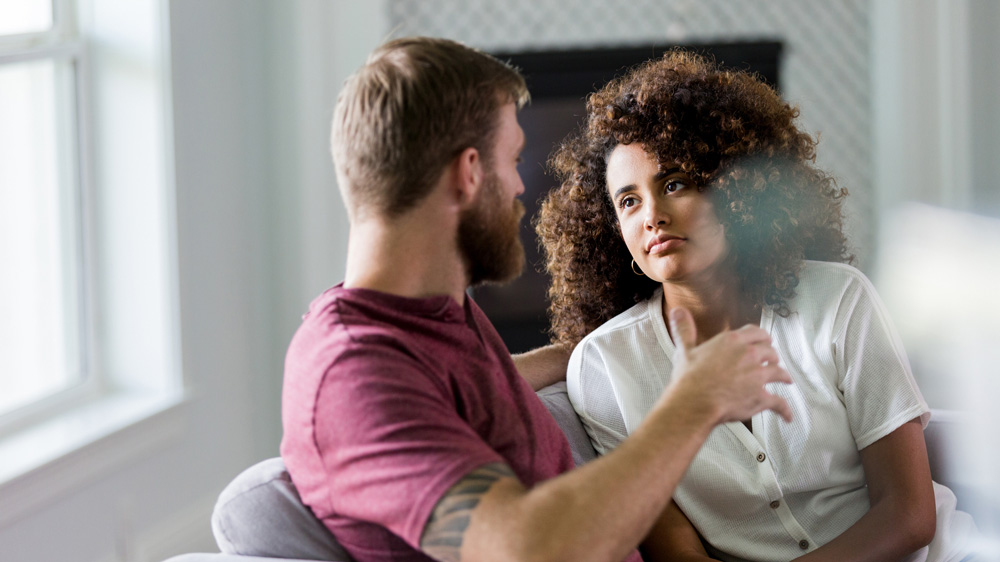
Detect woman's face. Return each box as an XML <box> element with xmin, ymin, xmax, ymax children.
<box><xmin>605</xmin><ymin>143</ymin><xmax>729</xmax><ymax>284</ymax></box>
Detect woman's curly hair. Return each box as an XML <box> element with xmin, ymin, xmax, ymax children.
<box><xmin>536</xmin><ymin>50</ymin><xmax>853</xmax><ymax>347</ymax></box>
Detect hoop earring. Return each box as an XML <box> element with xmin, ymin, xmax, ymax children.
<box><xmin>631</xmin><ymin>259</ymin><xmax>645</xmax><ymax>276</ymax></box>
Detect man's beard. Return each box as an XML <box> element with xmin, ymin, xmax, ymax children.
<box><xmin>457</xmin><ymin>171</ymin><xmax>525</xmax><ymax>286</ymax></box>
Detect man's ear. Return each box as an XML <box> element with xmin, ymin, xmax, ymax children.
<box><xmin>451</xmin><ymin>146</ymin><xmax>483</xmax><ymax>209</ymax></box>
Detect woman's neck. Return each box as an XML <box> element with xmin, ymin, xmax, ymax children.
<box><xmin>660</xmin><ymin>265</ymin><xmax>758</xmax><ymax>345</ymax></box>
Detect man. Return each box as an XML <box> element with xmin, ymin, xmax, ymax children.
<box><xmin>280</xmin><ymin>37</ymin><xmax>792</xmax><ymax>562</ymax></box>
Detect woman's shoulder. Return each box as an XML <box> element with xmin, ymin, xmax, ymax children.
<box><xmin>795</xmin><ymin>261</ymin><xmax>875</xmax><ymax>300</ymax></box>
<box><xmin>568</xmin><ymin>288</ymin><xmax>668</xmax><ymax>389</ymax></box>
<box><xmin>799</xmin><ymin>260</ymin><xmax>867</xmax><ymax>282</ymax></box>
<box><xmin>784</xmin><ymin>261</ymin><xmax>886</xmax><ymax>329</ymax></box>
<box><xmin>577</xmin><ymin>288</ymin><xmax>662</xmax><ymax>348</ymax></box>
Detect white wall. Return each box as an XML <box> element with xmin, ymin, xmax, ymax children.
<box><xmin>870</xmin><ymin>0</ymin><xmax>1000</xmax><ymax>411</ymax></box>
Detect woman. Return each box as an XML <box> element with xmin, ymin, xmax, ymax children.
<box><xmin>536</xmin><ymin>51</ymin><xmax>977</xmax><ymax>561</ymax></box>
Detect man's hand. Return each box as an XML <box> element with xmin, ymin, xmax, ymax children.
<box><xmin>667</xmin><ymin>307</ymin><xmax>793</xmax><ymax>425</ymax></box>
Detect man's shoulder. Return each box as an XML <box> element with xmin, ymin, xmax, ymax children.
<box><xmin>286</xmin><ymin>288</ymin><xmax>441</xmax><ymax>391</ymax></box>
<box><xmin>295</xmin><ymin>285</ymin><xmax>430</xmax><ymax>350</ymax></box>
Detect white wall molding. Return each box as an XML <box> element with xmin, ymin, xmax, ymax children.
<box><xmin>934</xmin><ymin>0</ymin><xmax>972</xmax><ymax>210</ymax></box>
<box><xmin>871</xmin><ymin>0</ymin><xmax>976</xmax><ymax>216</ymax></box>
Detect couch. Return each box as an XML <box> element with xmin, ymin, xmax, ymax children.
<box><xmin>164</xmin><ymin>382</ymin><xmax>972</xmax><ymax>562</ymax></box>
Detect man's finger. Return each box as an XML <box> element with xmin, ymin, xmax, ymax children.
<box><xmin>752</xmin><ymin>344</ymin><xmax>781</xmax><ymax>367</ymax></box>
<box><xmin>669</xmin><ymin>307</ymin><xmax>697</xmax><ymax>354</ymax></box>
<box><xmin>765</xmin><ymin>394</ymin><xmax>793</xmax><ymax>423</ymax></box>
<box><xmin>733</xmin><ymin>324</ymin><xmax>773</xmax><ymax>344</ymax></box>
<box><xmin>762</xmin><ymin>364</ymin><xmax>793</xmax><ymax>385</ymax></box>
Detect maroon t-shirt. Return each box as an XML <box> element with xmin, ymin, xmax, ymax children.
<box><xmin>280</xmin><ymin>285</ymin><xmax>577</xmax><ymax>561</ymax></box>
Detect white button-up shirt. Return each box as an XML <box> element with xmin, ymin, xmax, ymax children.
<box><xmin>568</xmin><ymin>262</ymin><xmax>975</xmax><ymax>562</ymax></box>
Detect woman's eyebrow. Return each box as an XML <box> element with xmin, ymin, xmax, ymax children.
<box><xmin>612</xmin><ymin>184</ymin><xmax>636</xmax><ymax>200</ymax></box>
<box><xmin>612</xmin><ymin>167</ymin><xmax>685</xmax><ymax>199</ymax></box>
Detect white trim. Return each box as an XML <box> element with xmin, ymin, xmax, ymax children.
<box><xmin>0</xmin><ymin>41</ymin><xmax>80</xmax><ymax>63</ymax></box>
<box><xmin>152</xmin><ymin>0</ymin><xmax>182</xmax><ymax>393</ymax></box>
<box><xmin>0</xmin><ymin>31</ymin><xmax>60</xmax><ymax>52</ymax></box>
<box><xmin>0</xmin><ymin>4</ymin><xmax>95</xmax><ymax>430</ymax></box>
<box><xmin>0</xmin><ymin>0</ymin><xmax>77</xmax><ymax>52</ymax></box>
<box><xmin>934</xmin><ymin>0</ymin><xmax>972</xmax><ymax>210</ymax></box>
<box><xmin>0</xmin><ymin>380</ymin><xmax>99</xmax><ymax>439</ymax></box>
<box><xmin>871</xmin><ymin>0</ymin><xmax>976</xmax><ymax>215</ymax></box>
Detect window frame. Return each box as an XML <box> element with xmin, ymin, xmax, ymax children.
<box><xmin>0</xmin><ymin>0</ymin><xmax>186</xmax><ymax>525</ymax></box>
<box><xmin>0</xmin><ymin>0</ymin><xmax>104</xmax><ymax>435</ymax></box>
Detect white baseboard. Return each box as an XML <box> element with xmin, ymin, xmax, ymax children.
<box><xmin>98</xmin><ymin>492</ymin><xmax>218</xmax><ymax>562</ymax></box>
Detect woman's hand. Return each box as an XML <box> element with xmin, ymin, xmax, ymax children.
<box><xmin>640</xmin><ymin>501</ymin><xmax>716</xmax><ymax>562</ymax></box>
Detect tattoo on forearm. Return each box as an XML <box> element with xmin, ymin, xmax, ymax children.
<box><xmin>420</xmin><ymin>463</ymin><xmax>515</xmax><ymax>562</ymax></box>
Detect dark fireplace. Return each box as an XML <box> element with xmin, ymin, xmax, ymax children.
<box><xmin>473</xmin><ymin>41</ymin><xmax>783</xmax><ymax>353</ymax></box>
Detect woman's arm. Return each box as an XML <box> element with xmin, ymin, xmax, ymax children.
<box><xmin>792</xmin><ymin>417</ymin><xmax>936</xmax><ymax>562</ymax></box>
<box><xmin>640</xmin><ymin>501</ymin><xmax>715</xmax><ymax>562</ymax></box>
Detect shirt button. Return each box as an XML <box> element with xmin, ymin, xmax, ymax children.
<box><xmin>770</xmin><ymin>500</ymin><xmax>780</xmax><ymax>509</ymax></box>
<box><xmin>756</xmin><ymin>452</ymin><xmax>766</xmax><ymax>462</ymax></box>
<box><xmin>799</xmin><ymin>539</ymin><xmax>810</xmax><ymax>550</ymax></box>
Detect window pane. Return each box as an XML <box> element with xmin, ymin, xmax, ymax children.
<box><xmin>0</xmin><ymin>0</ymin><xmax>53</xmax><ymax>36</ymax></box>
<box><xmin>0</xmin><ymin>59</ymin><xmax>83</xmax><ymax>416</ymax></box>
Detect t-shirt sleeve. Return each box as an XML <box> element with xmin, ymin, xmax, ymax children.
<box><xmin>567</xmin><ymin>339</ymin><xmax>629</xmax><ymax>456</ymax></box>
<box><xmin>832</xmin><ymin>268</ymin><xmax>931</xmax><ymax>450</ymax></box>
<box><xmin>313</xmin><ymin>344</ymin><xmax>506</xmax><ymax>550</ymax></box>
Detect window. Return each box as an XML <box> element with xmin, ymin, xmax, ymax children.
<box><xmin>0</xmin><ymin>0</ymin><xmax>90</xmax><ymax>425</ymax></box>
<box><xmin>0</xmin><ymin>0</ymin><xmax>182</xmax><ymax>507</ymax></box>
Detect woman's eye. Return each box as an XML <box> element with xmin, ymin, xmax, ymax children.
<box><xmin>619</xmin><ymin>196</ymin><xmax>636</xmax><ymax>209</ymax></box>
<box><xmin>665</xmin><ymin>180</ymin><xmax>687</xmax><ymax>193</ymax></box>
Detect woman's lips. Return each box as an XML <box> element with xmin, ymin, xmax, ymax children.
<box><xmin>648</xmin><ymin>237</ymin><xmax>686</xmax><ymax>254</ymax></box>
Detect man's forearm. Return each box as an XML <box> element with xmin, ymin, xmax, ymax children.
<box><xmin>512</xmin><ymin>343</ymin><xmax>572</xmax><ymax>390</ymax></box>
<box><xmin>461</xmin><ymin>385</ymin><xmax>720</xmax><ymax>562</ymax></box>
<box><xmin>427</xmin><ymin>311</ymin><xmax>792</xmax><ymax>562</ymax></box>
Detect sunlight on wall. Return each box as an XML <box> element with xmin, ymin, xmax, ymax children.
<box><xmin>875</xmin><ymin>202</ymin><xmax>1000</xmax><ymax>543</ymax></box>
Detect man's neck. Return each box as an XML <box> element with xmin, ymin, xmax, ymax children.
<box><xmin>343</xmin><ymin>208</ymin><xmax>469</xmax><ymax>305</ymax></box>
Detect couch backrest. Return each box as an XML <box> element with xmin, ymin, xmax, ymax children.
<box><xmin>212</xmin><ymin>384</ymin><xmax>968</xmax><ymax>561</ymax></box>
<box><xmin>211</xmin><ymin>457</ymin><xmax>352</xmax><ymax>561</ymax></box>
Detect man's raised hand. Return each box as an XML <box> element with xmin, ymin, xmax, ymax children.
<box><xmin>667</xmin><ymin>306</ymin><xmax>793</xmax><ymax>425</ymax></box>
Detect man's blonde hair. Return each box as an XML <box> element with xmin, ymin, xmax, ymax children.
<box><xmin>332</xmin><ymin>37</ymin><xmax>529</xmax><ymax>217</ymax></box>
